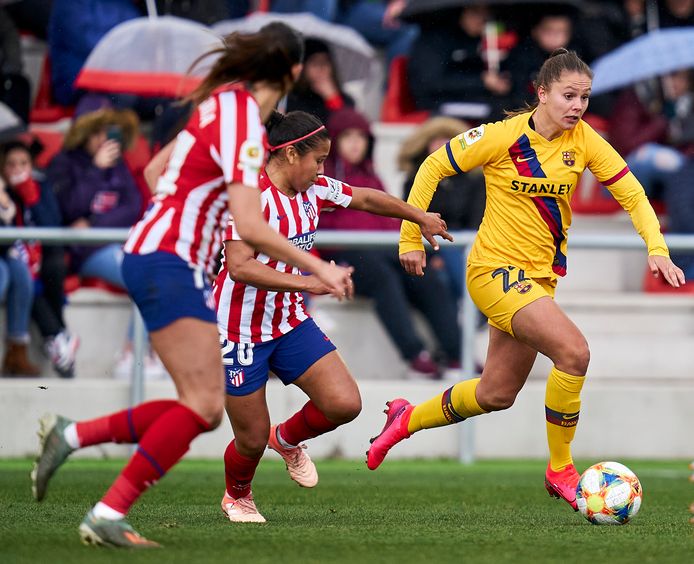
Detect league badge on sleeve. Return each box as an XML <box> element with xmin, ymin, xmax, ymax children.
<box><xmin>238</xmin><ymin>139</ymin><xmax>264</xmax><ymax>174</ymax></box>
<box><xmin>462</xmin><ymin>125</ymin><xmax>485</xmax><ymax>147</ymax></box>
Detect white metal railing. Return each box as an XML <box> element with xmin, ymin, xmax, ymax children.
<box><xmin>3</xmin><ymin>227</ymin><xmax>694</xmax><ymax>462</ymax></box>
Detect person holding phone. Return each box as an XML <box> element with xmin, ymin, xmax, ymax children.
<box><xmin>47</xmin><ymin>107</ymin><xmax>142</xmax><ymax>289</ymax></box>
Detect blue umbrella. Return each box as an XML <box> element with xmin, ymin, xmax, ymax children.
<box><xmin>591</xmin><ymin>27</ymin><xmax>694</xmax><ymax>95</ymax></box>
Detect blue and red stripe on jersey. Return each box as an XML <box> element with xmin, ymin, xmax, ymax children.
<box><xmin>509</xmin><ymin>134</ymin><xmax>547</xmax><ymax>178</ymax></box>
<box><xmin>532</xmin><ymin>196</ymin><xmax>567</xmax><ymax>276</ymax></box>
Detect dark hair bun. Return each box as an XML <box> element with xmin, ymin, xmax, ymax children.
<box><xmin>550</xmin><ymin>47</ymin><xmax>570</xmax><ymax>58</ymax></box>
<box><xmin>265</xmin><ymin>110</ymin><xmax>286</xmax><ymax>134</ymax></box>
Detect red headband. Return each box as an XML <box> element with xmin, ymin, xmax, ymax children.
<box><xmin>269</xmin><ymin>125</ymin><xmax>326</xmax><ymax>152</ymax></box>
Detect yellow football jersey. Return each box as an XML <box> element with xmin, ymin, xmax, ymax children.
<box><xmin>400</xmin><ymin>112</ymin><xmax>669</xmax><ymax>279</ymax></box>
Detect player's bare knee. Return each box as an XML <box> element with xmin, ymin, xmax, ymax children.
<box><xmin>477</xmin><ymin>388</ymin><xmax>516</xmax><ymax>412</ymax></box>
<box><xmin>238</xmin><ymin>434</ymin><xmax>269</xmax><ymax>457</ymax></box>
<box><xmin>557</xmin><ymin>339</ymin><xmax>590</xmax><ymax>375</ymax></box>
<box><xmin>329</xmin><ymin>395</ymin><xmax>362</xmax><ymax>424</ymax></box>
<box><xmin>185</xmin><ymin>393</ymin><xmax>224</xmax><ymax>429</ymax></box>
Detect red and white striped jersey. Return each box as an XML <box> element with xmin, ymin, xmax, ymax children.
<box><xmin>215</xmin><ymin>172</ymin><xmax>353</xmax><ymax>343</ymax></box>
<box><xmin>124</xmin><ymin>86</ymin><xmax>266</xmax><ymax>275</ymax></box>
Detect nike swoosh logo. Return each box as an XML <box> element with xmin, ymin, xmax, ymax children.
<box><xmin>562</xmin><ymin>414</ymin><xmax>577</xmax><ymax>420</ymax></box>
<box><xmin>516</xmin><ymin>156</ymin><xmax>534</xmax><ymax>163</ymax></box>
<box><xmin>276</xmin><ymin>214</ymin><xmax>287</xmax><ymax>220</ymax></box>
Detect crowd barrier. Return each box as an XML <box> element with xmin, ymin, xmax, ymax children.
<box><xmin>2</xmin><ymin>227</ymin><xmax>694</xmax><ymax>462</ymax></box>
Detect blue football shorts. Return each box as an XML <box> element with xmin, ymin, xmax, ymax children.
<box><xmin>122</xmin><ymin>251</ymin><xmax>217</xmax><ymax>332</ymax></box>
<box><xmin>222</xmin><ymin>318</ymin><xmax>336</xmax><ymax>397</ymax></box>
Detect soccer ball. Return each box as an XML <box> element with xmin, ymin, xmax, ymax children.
<box><xmin>575</xmin><ymin>461</ymin><xmax>642</xmax><ymax>525</ymax></box>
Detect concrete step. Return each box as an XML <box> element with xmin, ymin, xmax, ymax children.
<box><xmin>472</xmin><ymin>292</ymin><xmax>694</xmax><ymax>380</ymax></box>
<box><xmin>2</xmin><ymin>378</ymin><xmax>692</xmax><ymax>460</ymax></box>
<box><xmin>558</xmin><ymin>292</ymin><xmax>694</xmax><ymax>335</ymax></box>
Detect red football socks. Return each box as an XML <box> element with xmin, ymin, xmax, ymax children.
<box><xmin>278</xmin><ymin>400</ymin><xmax>338</xmax><ymax>446</ymax></box>
<box><xmin>101</xmin><ymin>403</ymin><xmax>210</xmax><ymax>514</ymax></box>
<box><xmin>224</xmin><ymin>440</ymin><xmax>262</xmax><ymax>499</ymax></box>
<box><xmin>76</xmin><ymin>400</ymin><xmax>178</xmax><ymax>447</ymax></box>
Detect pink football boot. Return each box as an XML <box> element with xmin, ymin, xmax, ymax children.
<box><xmin>366</xmin><ymin>399</ymin><xmax>414</xmax><ymax>470</ymax></box>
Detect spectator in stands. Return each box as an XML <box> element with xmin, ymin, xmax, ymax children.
<box><xmin>399</xmin><ymin>117</ymin><xmax>485</xmax><ymax>300</ymax></box>
<box><xmin>320</xmin><ymin>107</ymin><xmax>462</xmax><ymax>378</ymax></box>
<box><xmin>660</xmin><ymin>69</ymin><xmax>694</xmax><ymax>280</ymax></box>
<box><xmin>48</xmin><ymin>0</ymin><xmax>141</xmax><ymax>106</ymax></box>
<box><xmin>608</xmin><ymin>70</ymin><xmax>694</xmax><ymax>200</ymax></box>
<box><xmin>1</xmin><ymin>140</ymin><xmax>79</xmax><ymax>378</ymax></box>
<box><xmin>0</xmin><ymin>168</ymin><xmax>39</xmax><ymax>377</ymax></box>
<box><xmin>46</xmin><ymin>106</ymin><xmax>167</xmax><ymax>379</ymax></box>
<box><xmin>5</xmin><ymin>0</ymin><xmax>53</xmax><ymax>39</ymax></box>
<box><xmin>504</xmin><ymin>11</ymin><xmax>573</xmax><ymax>110</ymax></box>
<box><xmin>47</xmin><ymin>106</ymin><xmax>142</xmax><ymax>289</ymax></box>
<box><xmin>145</xmin><ymin>0</ymin><xmax>233</xmax><ymax>24</ymax></box>
<box><xmin>271</xmin><ymin>0</ymin><xmax>337</xmax><ymax>21</ymax></box>
<box><xmin>338</xmin><ymin>1</ymin><xmax>418</xmax><ymax>66</ymax></box>
<box><xmin>563</xmin><ymin>1</ymin><xmax>635</xmax><ymax>66</ymax></box>
<box><xmin>0</xmin><ymin>7</ymin><xmax>31</xmax><ymax>123</ymax></box>
<box><xmin>408</xmin><ymin>5</ymin><xmax>509</xmax><ymax>120</ymax></box>
<box><xmin>659</xmin><ymin>0</ymin><xmax>694</xmax><ymax>27</ymax></box>
<box><xmin>285</xmin><ymin>38</ymin><xmax>354</xmax><ymax>125</ymax></box>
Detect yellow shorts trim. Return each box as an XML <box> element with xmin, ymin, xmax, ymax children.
<box><xmin>466</xmin><ymin>263</ymin><xmax>556</xmax><ymax>336</ymax></box>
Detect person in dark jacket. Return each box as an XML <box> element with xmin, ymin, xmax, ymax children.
<box><xmin>2</xmin><ymin>139</ymin><xmax>79</xmax><ymax>377</ymax></box>
<box><xmin>47</xmin><ymin>107</ymin><xmax>142</xmax><ymax>289</ymax></box>
<box><xmin>407</xmin><ymin>5</ymin><xmax>510</xmax><ymax>120</ymax></box>
<box><xmin>320</xmin><ymin>107</ymin><xmax>462</xmax><ymax>378</ymax></box>
<box><xmin>285</xmin><ymin>38</ymin><xmax>354</xmax><ymax>125</ymax></box>
<box><xmin>504</xmin><ymin>12</ymin><xmax>574</xmax><ymax>111</ymax></box>
<box><xmin>0</xmin><ymin>156</ymin><xmax>38</xmax><ymax>377</ymax></box>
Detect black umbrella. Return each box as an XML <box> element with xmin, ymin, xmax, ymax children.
<box><xmin>401</xmin><ymin>0</ymin><xmax>584</xmax><ymax>24</ymax></box>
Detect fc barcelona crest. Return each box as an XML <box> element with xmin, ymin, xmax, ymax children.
<box><xmin>562</xmin><ymin>150</ymin><xmax>576</xmax><ymax>167</ymax></box>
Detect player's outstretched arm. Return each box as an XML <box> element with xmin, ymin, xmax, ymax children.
<box><xmin>647</xmin><ymin>255</ymin><xmax>686</xmax><ymax>288</ymax></box>
<box><xmin>224</xmin><ymin>240</ymin><xmax>331</xmax><ymax>295</ymax></box>
<box><xmin>227</xmin><ymin>182</ymin><xmax>353</xmax><ymax>300</ymax></box>
<box><xmin>349</xmin><ymin>186</ymin><xmax>453</xmax><ymax>250</ymax></box>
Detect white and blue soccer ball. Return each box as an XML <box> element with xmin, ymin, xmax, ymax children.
<box><xmin>575</xmin><ymin>461</ymin><xmax>642</xmax><ymax>525</ymax></box>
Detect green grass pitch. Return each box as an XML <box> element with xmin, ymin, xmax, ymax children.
<box><xmin>2</xmin><ymin>458</ymin><xmax>692</xmax><ymax>563</ymax></box>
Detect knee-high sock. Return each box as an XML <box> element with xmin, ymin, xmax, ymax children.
<box><xmin>100</xmin><ymin>403</ymin><xmax>210</xmax><ymax>514</ymax></box>
<box><xmin>407</xmin><ymin>378</ymin><xmax>487</xmax><ymax>434</ymax></box>
<box><xmin>224</xmin><ymin>439</ymin><xmax>262</xmax><ymax>499</ymax></box>
<box><xmin>76</xmin><ymin>400</ymin><xmax>179</xmax><ymax>447</ymax></box>
<box><xmin>278</xmin><ymin>400</ymin><xmax>338</xmax><ymax>446</ymax></box>
<box><xmin>545</xmin><ymin>366</ymin><xmax>585</xmax><ymax>472</ymax></box>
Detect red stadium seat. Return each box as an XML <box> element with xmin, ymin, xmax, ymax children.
<box><xmin>30</xmin><ymin>55</ymin><xmax>74</xmax><ymax>124</ymax></box>
<box><xmin>642</xmin><ymin>266</ymin><xmax>694</xmax><ymax>293</ymax></box>
<box><xmin>64</xmin><ymin>274</ymin><xmax>128</xmax><ymax>296</ymax></box>
<box><xmin>380</xmin><ymin>56</ymin><xmax>430</xmax><ymax>124</ymax></box>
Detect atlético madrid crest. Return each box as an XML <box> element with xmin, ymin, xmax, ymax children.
<box><xmin>562</xmin><ymin>150</ymin><xmax>576</xmax><ymax>167</ymax></box>
<box><xmin>303</xmin><ymin>200</ymin><xmax>317</xmax><ymax>221</ymax></box>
